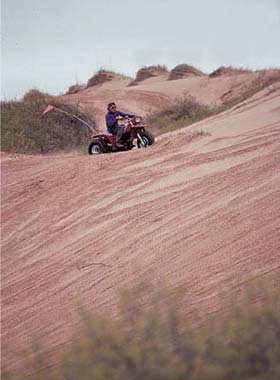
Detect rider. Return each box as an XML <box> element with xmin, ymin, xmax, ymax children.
<box><xmin>105</xmin><ymin>102</ymin><xmax>135</xmax><ymax>148</ymax></box>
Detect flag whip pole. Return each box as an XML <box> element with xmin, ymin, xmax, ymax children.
<box><xmin>43</xmin><ymin>105</ymin><xmax>97</xmax><ymax>133</ymax></box>
<box><xmin>53</xmin><ymin>106</ymin><xmax>96</xmax><ymax>133</ymax></box>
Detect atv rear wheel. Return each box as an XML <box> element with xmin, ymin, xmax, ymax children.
<box><xmin>137</xmin><ymin>131</ymin><xmax>155</xmax><ymax>148</ymax></box>
<box><xmin>88</xmin><ymin>139</ymin><xmax>105</xmax><ymax>155</ymax></box>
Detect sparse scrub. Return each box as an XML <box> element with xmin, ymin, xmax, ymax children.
<box><xmin>66</xmin><ymin>83</ymin><xmax>86</xmax><ymax>95</ymax></box>
<box><xmin>129</xmin><ymin>65</ymin><xmax>168</xmax><ymax>86</ymax></box>
<box><xmin>146</xmin><ymin>71</ymin><xmax>280</xmax><ymax>135</ymax></box>
<box><xmin>86</xmin><ymin>69</ymin><xmax>129</xmax><ymax>88</ymax></box>
<box><xmin>168</xmin><ymin>64</ymin><xmax>205</xmax><ymax>80</ymax></box>
<box><xmin>3</xmin><ymin>281</ymin><xmax>280</xmax><ymax>380</ymax></box>
<box><xmin>86</xmin><ymin>69</ymin><xmax>117</xmax><ymax>87</ymax></box>
<box><xmin>209</xmin><ymin>66</ymin><xmax>252</xmax><ymax>78</ymax></box>
<box><xmin>146</xmin><ymin>95</ymin><xmax>214</xmax><ymax>135</ymax></box>
<box><xmin>218</xmin><ymin>70</ymin><xmax>280</xmax><ymax>111</ymax></box>
<box><xmin>1</xmin><ymin>89</ymin><xmax>96</xmax><ymax>154</ymax></box>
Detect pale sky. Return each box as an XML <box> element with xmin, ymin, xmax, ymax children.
<box><xmin>1</xmin><ymin>0</ymin><xmax>280</xmax><ymax>100</ymax></box>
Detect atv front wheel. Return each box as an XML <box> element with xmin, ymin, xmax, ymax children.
<box><xmin>88</xmin><ymin>140</ymin><xmax>105</xmax><ymax>155</ymax></box>
<box><xmin>137</xmin><ymin>131</ymin><xmax>155</xmax><ymax>148</ymax></box>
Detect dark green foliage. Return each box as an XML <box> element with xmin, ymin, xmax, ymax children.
<box><xmin>146</xmin><ymin>95</ymin><xmax>213</xmax><ymax>135</ymax></box>
<box><xmin>1</xmin><ymin>89</ymin><xmax>96</xmax><ymax>154</ymax></box>
<box><xmin>3</xmin><ymin>282</ymin><xmax>280</xmax><ymax>380</ymax></box>
<box><xmin>195</xmin><ymin>285</ymin><xmax>280</xmax><ymax>380</ymax></box>
<box><xmin>60</xmin><ymin>284</ymin><xmax>198</xmax><ymax>380</ymax></box>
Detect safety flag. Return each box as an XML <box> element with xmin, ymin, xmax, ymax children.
<box><xmin>42</xmin><ymin>105</ymin><xmax>55</xmax><ymax>116</ymax></box>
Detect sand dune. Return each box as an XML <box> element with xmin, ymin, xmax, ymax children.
<box><xmin>1</xmin><ymin>81</ymin><xmax>280</xmax><ymax>369</ymax></box>
<box><xmin>61</xmin><ymin>69</ymin><xmax>280</xmax><ymax>128</ymax></box>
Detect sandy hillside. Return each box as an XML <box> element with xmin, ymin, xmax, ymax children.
<box><xmin>1</xmin><ymin>82</ymin><xmax>280</xmax><ymax>369</ymax></box>
<box><xmin>61</xmin><ymin>68</ymin><xmax>280</xmax><ymax>129</ymax></box>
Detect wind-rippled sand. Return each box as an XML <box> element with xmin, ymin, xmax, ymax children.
<box><xmin>2</xmin><ymin>83</ymin><xmax>280</xmax><ymax>369</ymax></box>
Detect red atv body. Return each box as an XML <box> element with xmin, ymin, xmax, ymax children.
<box><xmin>88</xmin><ymin>117</ymin><xmax>155</xmax><ymax>154</ymax></box>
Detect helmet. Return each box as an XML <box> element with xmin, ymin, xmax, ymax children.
<box><xmin>107</xmin><ymin>102</ymin><xmax>116</xmax><ymax>111</ymax></box>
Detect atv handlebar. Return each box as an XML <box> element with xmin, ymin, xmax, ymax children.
<box><xmin>117</xmin><ymin>115</ymin><xmax>143</xmax><ymax>124</ymax></box>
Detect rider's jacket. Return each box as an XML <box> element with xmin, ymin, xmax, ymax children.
<box><xmin>105</xmin><ymin>110</ymin><xmax>135</xmax><ymax>134</ymax></box>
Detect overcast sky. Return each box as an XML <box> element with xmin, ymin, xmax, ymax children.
<box><xmin>1</xmin><ymin>0</ymin><xmax>279</xmax><ymax>100</ymax></box>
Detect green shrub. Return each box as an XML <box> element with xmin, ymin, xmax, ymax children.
<box><xmin>3</xmin><ymin>281</ymin><xmax>280</xmax><ymax>380</ymax></box>
<box><xmin>195</xmin><ymin>283</ymin><xmax>280</xmax><ymax>380</ymax></box>
<box><xmin>1</xmin><ymin>90</ymin><xmax>96</xmax><ymax>154</ymax></box>
<box><xmin>146</xmin><ymin>95</ymin><xmax>214</xmax><ymax>135</ymax></box>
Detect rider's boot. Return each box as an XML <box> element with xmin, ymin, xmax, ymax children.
<box><xmin>116</xmin><ymin>140</ymin><xmax>124</xmax><ymax>148</ymax></box>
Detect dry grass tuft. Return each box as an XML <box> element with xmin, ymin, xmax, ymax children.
<box><xmin>66</xmin><ymin>84</ymin><xmax>86</xmax><ymax>95</ymax></box>
<box><xmin>209</xmin><ymin>66</ymin><xmax>252</xmax><ymax>78</ymax></box>
<box><xmin>218</xmin><ymin>70</ymin><xmax>280</xmax><ymax>110</ymax></box>
<box><xmin>129</xmin><ymin>65</ymin><xmax>169</xmax><ymax>86</ymax></box>
<box><xmin>86</xmin><ymin>69</ymin><xmax>123</xmax><ymax>88</ymax></box>
<box><xmin>146</xmin><ymin>95</ymin><xmax>213</xmax><ymax>135</ymax></box>
<box><xmin>169</xmin><ymin>64</ymin><xmax>205</xmax><ymax>80</ymax></box>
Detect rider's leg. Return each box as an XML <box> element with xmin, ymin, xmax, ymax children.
<box><xmin>116</xmin><ymin>125</ymin><xmax>125</xmax><ymax>147</ymax></box>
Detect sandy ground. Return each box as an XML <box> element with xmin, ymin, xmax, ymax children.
<box><xmin>1</xmin><ymin>82</ymin><xmax>280</xmax><ymax>369</ymax></box>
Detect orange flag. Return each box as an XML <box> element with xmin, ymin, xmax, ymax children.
<box><xmin>42</xmin><ymin>105</ymin><xmax>54</xmax><ymax>116</ymax></box>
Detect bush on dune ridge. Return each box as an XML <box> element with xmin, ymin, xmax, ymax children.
<box><xmin>1</xmin><ymin>89</ymin><xmax>96</xmax><ymax>154</ymax></box>
<box><xmin>2</xmin><ymin>280</ymin><xmax>280</xmax><ymax>380</ymax></box>
<box><xmin>86</xmin><ymin>68</ymin><xmax>130</xmax><ymax>88</ymax></box>
<box><xmin>66</xmin><ymin>83</ymin><xmax>86</xmax><ymax>95</ymax></box>
<box><xmin>209</xmin><ymin>66</ymin><xmax>252</xmax><ymax>78</ymax></box>
<box><xmin>129</xmin><ymin>65</ymin><xmax>169</xmax><ymax>86</ymax></box>
<box><xmin>168</xmin><ymin>64</ymin><xmax>205</xmax><ymax>80</ymax></box>
<box><xmin>146</xmin><ymin>95</ymin><xmax>214</xmax><ymax>135</ymax></box>
<box><xmin>219</xmin><ymin>70</ymin><xmax>280</xmax><ymax>110</ymax></box>
<box><xmin>86</xmin><ymin>69</ymin><xmax>117</xmax><ymax>88</ymax></box>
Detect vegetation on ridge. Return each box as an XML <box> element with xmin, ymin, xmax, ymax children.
<box><xmin>146</xmin><ymin>95</ymin><xmax>214</xmax><ymax>135</ymax></box>
<box><xmin>129</xmin><ymin>65</ymin><xmax>169</xmax><ymax>86</ymax></box>
<box><xmin>2</xmin><ymin>69</ymin><xmax>279</xmax><ymax>153</ymax></box>
<box><xmin>86</xmin><ymin>69</ymin><xmax>128</xmax><ymax>88</ymax></box>
<box><xmin>209</xmin><ymin>66</ymin><xmax>252</xmax><ymax>78</ymax></box>
<box><xmin>168</xmin><ymin>64</ymin><xmax>205</xmax><ymax>80</ymax></box>
<box><xmin>218</xmin><ymin>70</ymin><xmax>280</xmax><ymax>110</ymax></box>
<box><xmin>147</xmin><ymin>71</ymin><xmax>280</xmax><ymax>135</ymax></box>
